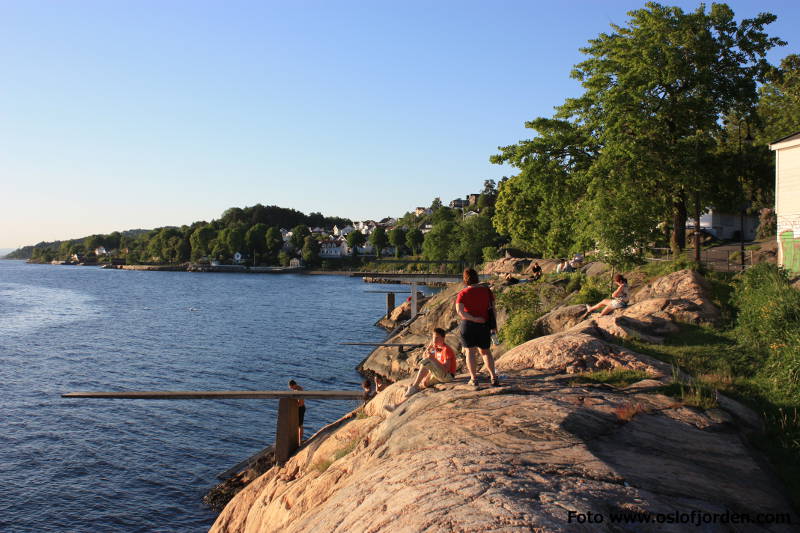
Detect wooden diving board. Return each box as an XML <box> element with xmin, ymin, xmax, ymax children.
<box><xmin>61</xmin><ymin>390</ymin><xmax>363</xmax><ymax>400</ymax></box>
<box><xmin>62</xmin><ymin>389</ymin><xmax>363</xmax><ymax>464</ymax></box>
<box><xmin>339</xmin><ymin>342</ymin><xmax>423</xmax><ymax>347</ymax></box>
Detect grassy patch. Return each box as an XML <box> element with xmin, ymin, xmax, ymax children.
<box><xmin>312</xmin><ymin>458</ymin><xmax>333</xmax><ymax>473</ymax></box>
<box><xmin>332</xmin><ymin>438</ymin><xmax>359</xmax><ymax>461</ymax></box>
<box><xmin>573</xmin><ymin>368</ymin><xmax>652</xmax><ymax>388</ymax></box>
<box><xmin>656</xmin><ymin>381</ymin><xmax>718</xmax><ymax>410</ymax></box>
<box><xmin>311</xmin><ymin>438</ymin><xmax>360</xmax><ymax>474</ymax></box>
<box><xmin>615</xmin><ymin>319</ymin><xmax>800</xmax><ymax>510</ymax></box>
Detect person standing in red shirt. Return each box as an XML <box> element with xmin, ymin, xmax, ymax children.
<box><xmin>455</xmin><ymin>268</ymin><xmax>500</xmax><ymax>388</ymax></box>
<box><xmin>403</xmin><ymin>328</ymin><xmax>457</xmax><ymax>398</ymax></box>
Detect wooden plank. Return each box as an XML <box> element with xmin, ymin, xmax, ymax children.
<box><xmin>275</xmin><ymin>398</ymin><xmax>300</xmax><ymax>464</ymax></box>
<box><xmin>339</xmin><ymin>342</ymin><xmax>423</xmax><ymax>347</ymax></box>
<box><xmin>62</xmin><ymin>390</ymin><xmax>363</xmax><ymax>400</ymax></box>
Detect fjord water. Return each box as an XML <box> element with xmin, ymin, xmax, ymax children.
<box><xmin>0</xmin><ymin>260</ymin><xmax>393</xmax><ymax>532</ymax></box>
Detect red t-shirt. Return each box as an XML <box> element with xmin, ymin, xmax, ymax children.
<box><xmin>456</xmin><ymin>285</ymin><xmax>494</xmax><ymax>321</ymax></box>
<box><xmin>434</xmin><ymin>344</ymin><xmax>457</xmax><ymax>375</ymax></box>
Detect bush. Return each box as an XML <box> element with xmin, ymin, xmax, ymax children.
<box><xmin>482</xmin><ymin>246</ymin><xmax>500</xmax><ymax>263</ymax></box>
<box><xmin>570</xmin><ymin>275</ymin><xmax>609</xmax><ymax>305</ymax></box>
<box><xmin>732</xmin><ymin>263</ymin><xmax>800</xmax><ymax>393</ymax></box>
<box><xmin>499</xmin><ymin>309</ymin><xmax>540</xmax><ymax>346</ymax></box>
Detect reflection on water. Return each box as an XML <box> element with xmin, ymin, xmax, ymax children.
<box><xmin>0</xmin><ymin>282</ymin><xmax>101</xmax><ymax>336</ymax></box>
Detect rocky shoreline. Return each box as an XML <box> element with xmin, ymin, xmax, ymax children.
<box><xmin>209</xmin><ymin>267</ymin><xmax>798</xmax><ymax>532</ymax></box>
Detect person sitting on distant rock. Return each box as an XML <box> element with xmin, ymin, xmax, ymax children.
<box><xmin>530</xmin><ymin>262</ymin><xmax>543</xmax><ymax>281</ymax></box>
<box><xmin>374</xmin><ymin>374</ymin><xmax>387</xmax><ymax>393</ymax></box>
<box><xmin>456</xmin><ymin>268</ymin><xmax>500</xmax><ymax>388</ymax></box>
<box><xmin>288</xmin><ymin>380</ymin><xmax>305</xmax><ymax>443</ymax></box>
<box><xmin>404</xmin><ymin>327</ymin><xmax>457</xmax><ymax>398</ymax></box>
<box><xmin>572</xmin><ymin>252</ymin><xmax>585</xmax><ymax>267</ymax></box>
<box><xmin>582</xmin><ymin>274</ymin><xmax>629</xmax><ymax>318</ymax></box>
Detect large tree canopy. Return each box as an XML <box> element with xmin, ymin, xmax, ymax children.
<box><xmin>493</xmin><ymin>2</ymin><xmax>783</xmax><ymax>264</ymax></box>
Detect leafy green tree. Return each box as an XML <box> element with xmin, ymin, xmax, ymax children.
<box><xmin>494</xmin><ymin>3</ymin><xmax>782</xmax><ymax>264</ymax></box>
<box><xmin>301</xmin><ymin>235</ymin><xmax>321</xmax><ymax>265</ymax></box>
<box><xmin>346</xmin><ymin>230</ymin><xmax>366</xmax><ymax>255</ymax></box>
<box><xmin>431</xmin><ymin>206</ymin><xmax>455</xmax><ymax>224</ymax></box>
<box><xmin>405</xmin><ymin>228</ymin><xmax>424</xmax><ymax>255</ymax></box>
<box><xmin>422</xmin><ymin>221</ymin><xmax>459</xmax><ymax>262</ymax></box>
<box><xmin>452</xmin><ymin>215</ymin><xmax>499</xmax><ymax>266</ymax></box>
<box><xmin>369</xmin><ymin>227</ymin><xmax>388</xmax><ymax>258</ymax></box>
<box><xmin>264</xmin><ymin>226</ymin><xmax>283</xmax><ymax>264</ymax></box>
<box><xmin>84</xmin><ymin>234</ymin><xmax>103</xmax><ymax>252</ymax></box>
<box><xmin>278</xmin><ymin>250</ymin><xmax>291</xmax><ymax>267</ymax></box>
<box><xmin>289</xmin><ymin>224</ymin><xmax>311</xmax><ymax>250</ymax></box>
<box><xmin>245</xmin><ymin>223</ymin><xmax>268</xmax><ymax>257</ymax></box>
<box><xmin>757</xmin><ymin>54</ymin><xmax>800</xmax><ymax>144</ymax></box>
<box><xmin>190</xmin><ymin>225</ymin><xmax>216</xmax><ymax>261</ymax></box>
<box><xmin>224</xmin><ymin>224</ymin><xmax>246</xmax><ymax>256</ymax></box>
<box><xmin>492</xmin><ymin>118</ymin><xmax>595</xmax><ymax>257</ymax></box>
<box><xmin>388</xmin><ymin>228</ymin><xmax>406</xmax><ymax>257</ymax></box>
<box><xmin>565</xmin><ymin>2</ymin><xmax>781</xmax><ymax>258</ymax></box>
<box><xmin>429</xmin><ymin>197</ymin><xmax>443</xmax><ymax>210</ymax></box>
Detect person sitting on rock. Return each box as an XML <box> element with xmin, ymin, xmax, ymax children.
<box><xmin>374</xmin><ymin>374</ymin><xmax>387</xmax><ymax>393</ymax></box>
<box><xmin>530</xmin><ymin>262</ymin><xmax>543</xmax><ymax>281</ymax></box>
<box><xmin>582</xmin><ymin>274</ymin><xmax>629</xmax><ymax>318</ymax></box>
<box><xmin>403</xmin><ymin>327</ymin><xmax>457</xmax><ymax>398</ymax></box>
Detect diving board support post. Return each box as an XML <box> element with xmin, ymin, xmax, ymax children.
<box><xmin>386</xmin><ymin>292</ymin><xmax>395</xmax><ymax>318</ymax></box>
<box><xmin>411</xmin><ymin>283</ymin><xmax>418</xmax><ymax>318</ymax></box>
<box><xmin>275</xmin><ymin>398</ymin><xmax>300</xmax><ymax>465</ymax></box>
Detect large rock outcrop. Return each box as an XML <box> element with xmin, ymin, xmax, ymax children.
<box><xmin>527</xmin><ymin>269</ymin><xmax>721</xmax><ymax>345</ymax></box>
<box><xmin>211</xmin><ymin>268</ymin><xmax>796</xmax><ymax>533</ymax></box>
<box><xmin>212</xmin><ymin>372</ymin><xmax>795</xmax><ymax>532</ymax></box>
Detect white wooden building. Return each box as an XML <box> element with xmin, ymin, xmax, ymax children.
<box><xmin>770</xmin><ymin>132</ymin><xmax>800</xmax><ymax>274</ymax></box>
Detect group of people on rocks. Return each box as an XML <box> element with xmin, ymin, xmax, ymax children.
<box><xmin>292</xmin><ymin>264</ymin><xmax>631</xmax><ymax>434</ymax></box>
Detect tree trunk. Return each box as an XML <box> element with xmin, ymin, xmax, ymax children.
<box><xmin>670</xmin><ymin>195</ymin><xmax>687</xmax><ymax>257</ymax></box>
<box><xmin>693</xmin><ymin>192</ymin><xmax>701</xmax><ymax>263</ymax></box>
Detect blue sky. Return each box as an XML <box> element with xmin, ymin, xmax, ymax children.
<box><xmin>1</xmin><ymin>0</ymin><xmax>797</xmax><ymax>248</ymax></box>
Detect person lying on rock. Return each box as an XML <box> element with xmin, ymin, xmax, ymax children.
<box><xmin>456</xmin><ymin>268</ymin><xmax>500</xmax><ymax>388</ymax></box>
<box><xmin>582</xmin><ymin>273</ymin><xmax>629</xmax><ymax>318</ymax></box>
<box><xmin>403</xmin><ymin>327</ymin><xmax>457</xmax><ymax>398</ymax></box>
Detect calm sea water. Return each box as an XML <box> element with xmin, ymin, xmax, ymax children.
<box><xmin>0</xmin><ymin>260</ymin><xmax>410</xmax><ymax>532</ymax></box>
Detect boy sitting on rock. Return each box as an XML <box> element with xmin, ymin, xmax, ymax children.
<box><xmin>404</xmin><ymin>327</ymin><xmax>457</xmax><ymax>398</ymax></box>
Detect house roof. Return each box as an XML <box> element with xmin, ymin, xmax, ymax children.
<box><xmin>770</xmin><ymin>131</ymin><xmax>800</xmax><ymax>149</ymax></box>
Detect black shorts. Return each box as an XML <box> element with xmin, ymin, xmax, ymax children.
<box><xmin>298</xmin><ymin>405</ymin><xmax>306</xmax><ymax>426</ymax></box>
<box><xmin>459</xmin><ymin>320</ymin><xmax>491</xmax><ymax>350</ymax></box>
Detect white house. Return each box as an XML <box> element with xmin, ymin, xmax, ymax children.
<box><xmin>319</xmin><ymin>238</ymin><xmax>349</xmax><ymax>258</ymax></box>
<box><xmin>94</xmin><ymin>246</ymin><xmax>108</xmax><ymax>256</ymax></box>
<box><xmin>689</xmin><ymin>210</ymin><xmax>758</xmax><ymax>241</ymax></box>
<box><xmin>333</xmin><ymin>225</ymin><xmax>355</xmax><ymax>237</ymax></box>
<box><xmin>354</xmin><ymin>220</ymin><xmax>377</xmax><ymax>234</ymax></box>
<box><xmin>770</xmin><ymin>131</ymin><xmax>800</xmax><ymax>274</ymax></box>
